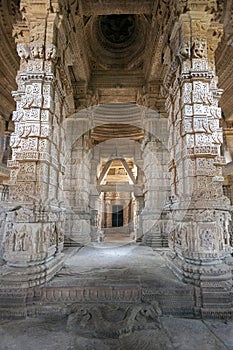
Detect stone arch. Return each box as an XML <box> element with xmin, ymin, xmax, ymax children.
<box><xmin>62</xmin><ymin>103</ymin><xmax>170</xmax><ymax>245</ymax></box>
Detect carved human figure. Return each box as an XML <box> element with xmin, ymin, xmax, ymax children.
<box><xmin>23</xmin><ymin>227</ymin><xmax>33</xmax><ymax>252</ymax></box>
<box><xmin>179</xmin><ymin>39</ymin><xmax>190</xmax><ymax>59</ymax></box>
<box><xmin>15</xmin><ymin>229</ymin><xmax>25</xmax><ymax>251</ymax></box>
<box><xmin>30</xmin><ymin>44</ymin><xmax>44</xmax><ymax>59</ymax></box>
<box><xmin>45</xmin><ymin>44</ymin><xmax>57</xmax><ymax>61</ymax></box>
<box><xmin>16</xmin><ymin>43</ymin><xmax>30</xmax><ymax>61</ymax></box>
<box><xmin>50</xmin><ymin>223</ymin><xmax>56</xmax><ymax>246</ymax></box>
<box><xmin>3</xmin><ymin>224</ymin><xmax>16</xmax><ymax>252</ymax></box>
<box><xmin>38</xmin><ymin>45</ymin><xmax>44</xmax><ymax>59</ymax></box>
<box><xmin>192</xmin><ymin>40</ymin><xmax>207</xmax><ymax>58</ymax></box>
<box><xmin>14</xmin><ymin>225</ymin><xmax>32</xmax><ymax>252</ymax></box>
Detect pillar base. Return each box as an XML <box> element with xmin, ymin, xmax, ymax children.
<box><xmin>166</xmin><ymin>250</ymin><xmax>233</xmax><ymax>316</ymax></box>
<box><xmin>142</xmin><ymin>212</ymin><xmax>168</xmax><ymax>248</ymax></box>
<box><xmin>0</xmin><ymin>252</ymin><xmax>64</xmax><ymax>289</ymax></box>
<box><xmin>65</xmin><ymin>211</ymin><xmax>91</xmax><ymax>245</ymax></box>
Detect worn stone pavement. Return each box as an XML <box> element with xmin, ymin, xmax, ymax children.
<box><xmin>0</xmin><ymin>242</ymin><xmax>233</xmax><ymax>350</ymax></box>
<box><xmin>0</xmin><ymin>312</ymin><xmax>233</xmax><ymax>349</ymax></box>
<box><xmin>48</xmin><ymin>242</ymin><xmax>184</xmax><ymax>289</ymax></box>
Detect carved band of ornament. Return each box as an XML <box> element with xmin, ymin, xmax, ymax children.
<box><xmin>14</xmin><ymin>152</ymin><xmax>53</xmax><ymax>166</ymax></box>
<box><xmin>16</xmin><ymin>43</ymin><xmax>57</xmax><ymax>62</ymax></box>
<box><xmin>179</xmin><ymin>71</ymin><xmax>214</xmax><ymax>82</ymax></box>
<box><xmin>213</xmin><ymin>156</ymin><xmax>226</xmax><ymax>165</ymax></box>
<box><xmin>7</xmin><ymin>160</ymin><xmax>20</xmax><ymax>168</ymax></box>
<box><xmin>20</xmin><ymin>73</ymin><xmax>55</xmax><ymax>83</ymax></box>
<box><xmin>41</xmin><ymin>287</ymin><xmax>141</xmax><ymax>303</ymax></box>
<box><xmin>186</xmin><ymin>146</ymin><xmax>218</xmax><ymax>156</ymax></box>
<box><xmin>15</xmin><ymin>151</ymin><xmax>39</xmax><ymax>161</ymax></box>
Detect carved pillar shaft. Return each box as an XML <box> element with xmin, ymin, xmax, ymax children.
<box><xmin>106</xmin><ymin>200</ymin><xmax>112</xmax><ymax>228</ymax></box>
<box><xmin>164</xmin><ymin>4</ymin><xmax>232</xmax><ymax>314</ymax></box>
<box><xmin>141</xmin><ymin>139</ymin><xmax>169</xmax><ymax>245</ymax></box>
<box><xmin>134</xmin><ymin>195</ymin><xmax>144</xmax><ymax>240</ymax></box>
<box><xmin>0</xmin><ymin>10</ymin><xmax>66</xmax><ymax>287</ymax></box>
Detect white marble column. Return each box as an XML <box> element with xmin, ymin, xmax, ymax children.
<box><xmin>163</xmin><ymin>4</ymin><xmax>233</xmax><ymax>315</ymax></box>
<box><xmin>0</xmin><ymin>11</ymin><xmax>66</xmax><ymax>287</ymax></box>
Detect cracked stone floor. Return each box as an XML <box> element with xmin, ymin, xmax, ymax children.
<box><xmin>0</xmin><ymin>242</ymin><xmax>233</xmax><ymax>349</ymax></box>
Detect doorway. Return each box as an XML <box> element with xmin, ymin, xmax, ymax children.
<box><xmin>112</xmin><ymin>205</ymin><xmax>124</xmax><ymax>227</ymax></box>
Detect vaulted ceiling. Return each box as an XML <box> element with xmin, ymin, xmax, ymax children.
<box><xmin>1</xmin><ymin>0</ymin><xmax>233</xmax><ymax>124</ymax></box>
<box><xmin>0</xmin><ymin>0</ymin><xmax>19</xmax><ymax>120</ymax></box>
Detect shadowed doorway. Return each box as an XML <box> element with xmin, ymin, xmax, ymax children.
<box><xmin>112</xmin><ymin>205</ymin><xmax>124</xmax><ymax>227</ymax></box>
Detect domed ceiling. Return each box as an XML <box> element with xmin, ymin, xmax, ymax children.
<box><xmin>99</xmin><ymin>14</ymin><xmax>136</xmax><ymax>44</ymax></box>
<box><xmin>0</xmin><ymin>0</ymin><xmax>19</xmax><ymax>120</ymax></box>
<box><xmin>1</xmin><ymin>0</ymin><xmax>233</xmax><ymax>124</ymax></box>
<box><xmin>85</xmin><ymin>14</ymin><xmax>147</xmax><ymax>72</ymax></box>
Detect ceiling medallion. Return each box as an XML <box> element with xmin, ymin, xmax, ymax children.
<box><xmin>100</xmin><ymin>15</ymin><xmax>136</xmax><ymax>44</ymax></box>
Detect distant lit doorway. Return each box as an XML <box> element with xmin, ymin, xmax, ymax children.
<box><xmin>112</xmin><ymin>205</ymin><xmax>124</xmax><ymax>227</ymax></box>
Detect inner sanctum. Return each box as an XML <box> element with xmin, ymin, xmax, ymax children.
<box><xmin>1</xmin><ymin>0</ymin><xmax>233</xmax><ymax>327</ymax></box>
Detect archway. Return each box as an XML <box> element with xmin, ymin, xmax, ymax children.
<box><xmin>97</xmin><ymin>157</ymin><xmax>140</xmax><ymax>242</ymax></box>
<box><xmin>62</xmin><ymin>103</ymin><xmax>170</xmax><ymax>246</ymax></box>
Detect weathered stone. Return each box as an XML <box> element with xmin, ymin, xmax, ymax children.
<box><xmin>0</xmin><ymin>0</ymin><xmax>232</xmax><ymax>326</ymax></box>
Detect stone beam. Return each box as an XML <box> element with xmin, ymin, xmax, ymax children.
<box><xmin>120</xmin><ymin>158</ymin><xmax>136</xmax><ymax>184</ymax></box>
<box><xmin>96</xmin><ymin>184</ymin><xmax>142</xmax><ymax>194</ymax></box>
<box><xmin>79</xmin><ymin>0</ymin><xmax>154</xmax><ymax>16</ymax></box>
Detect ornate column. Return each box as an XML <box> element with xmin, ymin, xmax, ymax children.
<box><xmin>164</xmin><ymin>1</ymin><xmax>232</xmax><ymax>315</ymax></box>
<box><xmin>63</xmin><ymin>112</ymin><xmax>93</xmax><ymax>245</ymax></box>
<box><xmin>0</xmin><ymin>6</ymin><xmax>66</xmax><ymax>287</ymax></box>
<box><xmin>66</xmin><ymin>138</ymin><xmax>92</xmax><ymax>245</ymax></box>
<box><xmin>105</xmin><ymin>199</ymin><xmax>112</xmax><ymax>229</ymax></box>
<box><xmin>89</xmin><ymin>158</ymin><xmax>103</xmax><ymax>242</ymax></box>
<box><xmin>141</xmin><ymin>136</ymin><xmax>170</xmax><ymax>247</ymax></box>
<box><xmin>134</xmin><ymin>195</ymin><xmax>144</xmax><ymax>240</ymax></box>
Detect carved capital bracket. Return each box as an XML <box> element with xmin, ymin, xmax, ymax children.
<box><xmin>72</xmin><ymin>83</ymin><xmax>99</xmax><ymax>111</ymax></box>
<box><xmin>16</xmin><ymin>43</ymin><xmax>57</xmax><ymax>62</ymax></box>
<box><xmin>163</xmin><ymin>2</ymin><xmax>223</xmax><ymax>95</ymax></box>
<box><xmin>136</xmin><ymin>83</ymin><xmax>166</xmax><ymax>113</ymax></box>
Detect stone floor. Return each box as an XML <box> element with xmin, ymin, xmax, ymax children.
<box><xmin>0</xmin><ymin>242</ymin><xmax>233</xmax><ymax>349</ymax></box>
<box><xmin>50</xmin><ymin>242</ymin><xmax>182</xmax><ymax>289</ymax></box>
<box><xmin>0</xmin><ymin>310</ymin><xmax>233</xmax><ymax>349</ymax></box>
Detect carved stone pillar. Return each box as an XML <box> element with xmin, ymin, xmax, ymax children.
<box><xmin>141</xmin><ymin>138</ymin><xmax>170</xmax><ymax>247</ymax></box>
<box><xmin>89</xmin><ymin>159</ymin><xmax>104</xmax><ymax>242</ymax></box>
<box><xmin>164</xmin><ymin>3</ymin><xmax>233</xmax><ymax>315</ymax></box>
<box><xmin>63</xmin><ymin>113</ymin><xmax>93</xmax><ymax>245</ymax></box>
<box><xmin>65</xmin><ymin>142</ymin><xmax>91</xmax><ymax>245</ymax></box>
<box><xmin>134</xmin><ymin>195</ymin><xmax>144</xmax><ymax>240</ymax></box>
<box><xmin>0</xmin><ymin>9</ymin><xmax>66</xmax><ymax>287</ymax></box>
<box><xmin>123</xmin><ymin>200</ymin><xmax>129</xmax><ymax>227</ymax></box>
<box><xmin>105</xmin><ymin>200</ymin><xmax>112</xmax><ymax>228</ymax></box>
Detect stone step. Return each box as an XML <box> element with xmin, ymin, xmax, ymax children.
<box><xmin>144</xmin><ymin>233</ymin><xmax>168</xmax><ymax>248</ymax></box>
